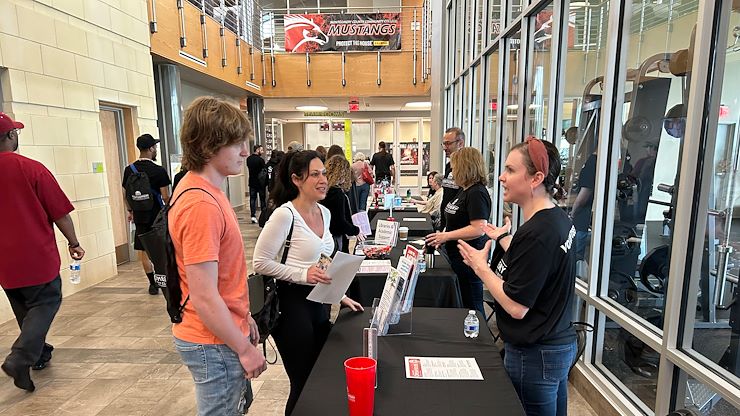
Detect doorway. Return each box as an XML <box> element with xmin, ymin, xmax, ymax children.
<box><xmin>372</xmin><ymin>118</ymin><xmax>431</xmax><ymax>195</ymax></box>
<box><xmin>99</xmin><ymin>106</ymin><xmax>133</xmax><ymax>265</ymax></box>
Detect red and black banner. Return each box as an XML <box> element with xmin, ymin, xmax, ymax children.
<box><xmin>284</xmin><ymin>13</ymin><xmax>401</xmax><ymax>53</ymax></box>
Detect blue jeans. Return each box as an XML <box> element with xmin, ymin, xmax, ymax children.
<box><xmin>574</xmin><ymin>230</ymin><xmax>590</xmax><ymax>262</ymax></box>
<box><xmin>503</xmin><ymin>341</ymin><xmax>577</xmax><ymax>416</ymax></box>
<box><xmin>356</xmin><ymin>183</ymin><xmax>370</xmax><ymax>211</ymax></box>
<box><xmin>174</xmin><ymin>338</ymin><xmax>252</xmax><ymax>416</ymax></box>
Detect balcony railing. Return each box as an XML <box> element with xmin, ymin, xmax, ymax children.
<box><xmin>148</xmin><ymin>0</ymin><xmax>432</xmax><ymax>89</ymax></box>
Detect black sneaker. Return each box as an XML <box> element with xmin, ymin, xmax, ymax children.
<box><xmin>148</xmin><ymin>285</ymin><xmax>158</xmax><ymax>295</ymax></box>
<box><xmin>32</xmin><ymin>344</ymin><xmax>53</xmax><ymax>370</ymax></box>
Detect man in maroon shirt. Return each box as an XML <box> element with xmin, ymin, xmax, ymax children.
<box><xmin>0</xmin><ymin>112</ymin><xmax>85</xmax><ymax>392</ymax></box>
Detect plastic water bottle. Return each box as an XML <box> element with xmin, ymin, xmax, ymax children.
<box><xmin>417</xmin><ymin>257</ymin><xmax>426</xmax><ymax>273</ymax></box>
<box><xmin>464</xmin><ymin>310</ymin><xmax>479</xmax><ymax>338</ymax></box>
<box><xmin>69</xmin><ymin>260</ymin><xmax>81</xmax><ymax>284</ymax></box>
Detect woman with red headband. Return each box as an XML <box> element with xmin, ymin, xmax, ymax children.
<box><xmin>458</xmin><ymin>137</ymin><xmax>577</xmax><ymax>416</ymax></box>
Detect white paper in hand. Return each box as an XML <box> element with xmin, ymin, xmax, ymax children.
<box><xmin>306</xmin><ymin>252</ymin><xmax>364</xmax><ymax>304</ymax></box>
<box><xmin>351</xmin><ymin>211</ymin><xmax>372</xmax><ymax>236</ymax></box>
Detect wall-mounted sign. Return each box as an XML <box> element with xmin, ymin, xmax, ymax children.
<box><xmin>304</xmin><ymin>111</ymin><xmax>345</xmax><ymax>117</ymax></box>
<box><xmin>285</xmin><ymin>13</ymin><xmax>401</xmax><ymax>53</ymax></box>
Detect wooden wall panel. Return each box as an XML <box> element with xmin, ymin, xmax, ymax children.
<box><xmin>265</xmin><ymin>51</ymin><xmax>430</xmax><ymax>97</ymax></box>
<box><xmin>149</xmin><ymin>0</ymin><xmax>430</xmax><ymax>99</ymax></box>
<box><xmin>150</xmin><ymin>0</ymin><xmax>264</xmax><ymax>96</ymax></box>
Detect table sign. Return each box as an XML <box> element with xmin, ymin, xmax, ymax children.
<box><xmin>383</xmin><ymin>194</ymin><xmax>395</xmax><ymax>209</ymax></box>
<box><xmin>363</xmin><ymin>327</ymin><xmax>379</xmax><ymax>388</ymax></box>
<box><xmin>402</xmin><ymin>218</ymin><xmax>427</xmax><ymax>222</ymax></box>
<box><xmin>375</xmin><ymin>220</ymin><xmax>399</xmax><ymax>246</ymax></box>
<box><xmin>404</xmin><ymin>357</ymin><xmax>484</xmax><ymax>380</ymax></box>
<box><xmin>358</xmin><ymin>259</ymin><xmax>392</xmax><ymax>274</ymax></box>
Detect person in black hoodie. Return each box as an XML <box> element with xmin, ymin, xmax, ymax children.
<box><xmin>266</xmin><ymin>150</ymin><xmax>284</xmax><ymax>193</ymax></box>
<box><xmin>320</xmin><ymin>155</ymin><xmax>364</xmax><ymax>252</ymax></box>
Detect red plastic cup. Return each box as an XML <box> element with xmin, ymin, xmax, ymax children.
<box><xmin>344</xmin><ymin>357</ymin><xmax>377</xmax><ymax>416</ymax></box>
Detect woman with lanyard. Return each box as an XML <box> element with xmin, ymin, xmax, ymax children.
<box><xmin>458</xmin><ymin>137</ymin><xmax>577</xmax><ymax>416</ymax></box>
<box><xmin>253</xmin><ymin>150</ymin><xmax>364</xmax><ymax>415</ymax></box>
<box><xmin>425</xmin><ymin>147</ymin><xmax>491</xmax><ymax>314</ymax></box>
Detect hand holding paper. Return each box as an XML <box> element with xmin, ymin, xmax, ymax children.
<box><xmin>306</xmin><ymin>252</ymin><xmax>365</xmax><ymax>304</ymax></box>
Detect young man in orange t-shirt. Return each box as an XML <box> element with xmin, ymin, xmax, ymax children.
<box><xmin>169</xmin><ymin>97</ymin><xmax>266</xmax><ymax>414</ymax></box>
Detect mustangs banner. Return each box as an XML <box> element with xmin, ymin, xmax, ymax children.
<box><xmin>284</xmin><ymin>13</ymin><xmax>401</xmax><ymax>53</ymax></box>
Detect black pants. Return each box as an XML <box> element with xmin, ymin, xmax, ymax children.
<box><xmin>249</xmin><ymin>186</ymin><xmax>266</xmax><ymax>218</ymax></box>
<box><xmin>3</xmin><ymin>276</ymin><xmax>62</xmax><ymax>367</ymax></box>
<box><xmin>272</xmin><ymin>282</ymin><xmax>331</xmax><ymax>415</ymax></box>
<box><xmin>448</xmin><ymin>253</ymin><xmax>485</xmax><ymax>315</ymax></box>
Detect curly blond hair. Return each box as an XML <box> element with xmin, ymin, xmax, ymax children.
<box><xmin>325</xmin><ymin>154</ymin><xmax>352</xmax><ymax>191</ymax></box>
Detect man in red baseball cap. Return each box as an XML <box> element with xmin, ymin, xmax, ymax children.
<box><xmin>0</xmin><ymin>112</ymin><xmax>85</xmax><ymax>392</ymax></box>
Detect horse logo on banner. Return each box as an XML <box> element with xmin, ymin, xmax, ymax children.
<box><xmin>284</xmin><ymin>14</ymin><xmax>329</xmax><ymax>53</ymax></box>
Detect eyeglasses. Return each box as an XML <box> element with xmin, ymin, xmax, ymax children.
<box><xmin>442</xmin><ymin>140</ymin><xmax>460</xmax><ymax>147</ymax></box>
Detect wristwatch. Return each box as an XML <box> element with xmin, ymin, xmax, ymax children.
<box><xmin>495</xmin><ymin>232</ymin><xmax>510</xmax><ymax>245</ymax></box>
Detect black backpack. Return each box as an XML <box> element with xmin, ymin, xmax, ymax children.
<box><xmin>257</xmin><ymin>165</ymin><xmax>269</xmax><ymax>188</ymax></box>
<box><xmin>138</xmin><ymin>187</ymin><xmax>224</xmax><ymax>323</ymax></box>
<box><xmin>124</xmin><ymin>163</ymin><xmax>161</xmax><ymax>222</ymax></box>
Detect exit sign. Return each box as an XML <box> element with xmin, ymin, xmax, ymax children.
<box><xmin>349</xmin><ymin>97</ymin><xmax>360</xmax><ymax>112</ymax></box>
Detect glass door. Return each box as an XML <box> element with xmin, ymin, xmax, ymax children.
<box><xmin>372</xmin><ymin>120</ymin><xmax>396</xmax><ymax>187</ymax></box>
<box><xmin>397</xmin><ymin>119</ymin><xmax>423</xmax><ymax>195</ymax></box>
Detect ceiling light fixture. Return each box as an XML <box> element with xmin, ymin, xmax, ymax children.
<box><xmin>404</xmin><ymin>101</ymin><xmax>432</xmax><ymax>109</ymax></box>
<box><xmin>296</xmin><ymin>105</ymin><xmax>328</xmax><ymax>112</ymax></box>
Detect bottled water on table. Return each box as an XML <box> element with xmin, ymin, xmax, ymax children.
<box><xmin>464</xmin><ymin>310</ymin><xmax>479</xmax><ymax>338</ymax></box>
<box><xmin>69</xmin><ymin>260</ymin><xmax>81</xmax><ymax>284</ymax></box>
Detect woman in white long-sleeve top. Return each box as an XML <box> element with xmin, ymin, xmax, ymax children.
<box><xmin>252</xmin><ymin>150</ymin><xmax>363</xmax><ymax>416</ymax></box>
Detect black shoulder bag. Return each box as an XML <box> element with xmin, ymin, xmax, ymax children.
<box><xmin>248</xmin><ymin>207</ymin><xmax>295</xmax><ymax>344</ymax></box>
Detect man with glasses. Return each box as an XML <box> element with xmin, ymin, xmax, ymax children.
<box><xmin>440</xmin><ymin>127</ymin><xmax>465</xmax><ymax>231</ymax></box>
<box><xmin>0</xmin><ymin>112</ymin><xmax>85</xmax><ymax>391</ymax></box>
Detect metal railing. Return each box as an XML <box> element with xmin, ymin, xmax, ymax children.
<box><xmin>149</xmin><ymin>0</ymin><xmax>432</xmax><ymax>87</ymax></box>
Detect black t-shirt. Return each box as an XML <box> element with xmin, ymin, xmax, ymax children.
<box><xmin>247</xmin><ymin>154</ymin><xmax>266</xmax><ymax>188</ymax></box>
<box><xmin>572</xmin><ymin>154</ymin><xmax>596</xmax><ymax>231</ymax></box>
<box><xmin>443</xmin><ymin>183</ymin><xmax>491</xmax><ymax>256</ymax></box>
<box><xmin>122</xmin><ymin>159</ymin><xmax>171</xmax><ymax>225</ymax></box>
<box><xmin>440</xmin><ymin>161</ymin><xmax>461</xmax><ymax>230</ymax></box>
<box><xmin>493</xmin><ymin>207</ymin><xmax>577</xmax><ymax>346</ymax></box>
<box><xmin>370</xmin><ymin>151</ymin><xmax>394</xmax><ymax>180</ymax></box>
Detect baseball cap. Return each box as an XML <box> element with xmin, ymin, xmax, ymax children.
<box><xmin>0</xmin><ymin>112</ymin><xmax>24</xmax><ymax>135</ymax></box>
<box><xmin>136</xmin><ymin>134</ymin><xmax>160</xmax><ymax>150</ymax></box>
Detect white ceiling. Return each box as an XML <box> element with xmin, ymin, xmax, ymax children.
<box><xmin>264</xmin><ymin>96</ymin><xmax>431</xmax><ymax>112</ymax></box>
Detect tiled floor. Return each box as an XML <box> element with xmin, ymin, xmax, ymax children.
<box><xmin>0</xmin><ymin>213</ymin><xmax>596</xmax><ymax>415</ymax></box>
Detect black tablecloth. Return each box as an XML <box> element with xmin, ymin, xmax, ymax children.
<box><xmin>349</xmin><ymin>245</ymin><xmax>462</xmax><ymax>308</ymax></box>
<box><xmin>370</xmin><ymin>212</ymin><xmax>434</xmax><ymax>238</ymax></box>
<box><xmin>292</xmin><ymin>308</ymin><xmax>525</xmax><ymax>416</ymax></box>
<box><xmin>367</xmin><ymin>205</ymin><xmax>418</xmax><ymax>221</ymax></box>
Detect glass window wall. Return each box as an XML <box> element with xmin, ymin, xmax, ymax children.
<box><xmin>561</xmin><ymin>0</ymin><xmax>611</xmax><ymax>282</ymax></box>
<box><xmin>441</xmin><ymin>1</ymin><xmax>740</xmax><ymax>413</ymax></box>
<box><xmin>484</xmin><ymin>48</ymin><xmax>500</xmax><ymax>222</ymax></box>
<box><xmin>681</xmin><ymin>5</ymin><xmax>740</xmax><ymax>394</ymax></box>
<box><xmin>525</xmin><ymin>3</ymin><xmax>553</xmax><ymax>140</ymax></box>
